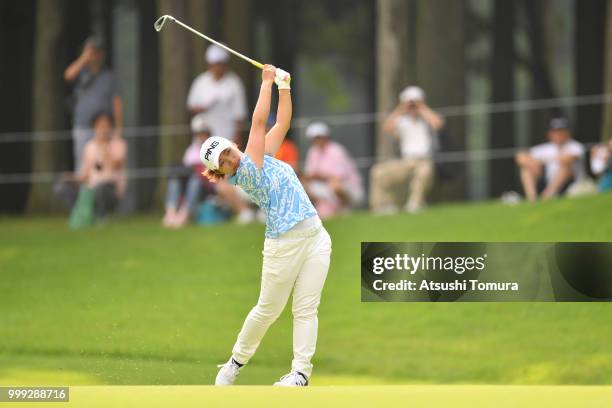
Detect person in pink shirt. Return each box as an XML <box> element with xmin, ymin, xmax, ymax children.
<box><xmin>303</xmin><ymin>122</ymin><xmax>364</xmax><ymax>218</ymax></box>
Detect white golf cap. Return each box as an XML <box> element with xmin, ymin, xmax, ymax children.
<box><xmin>399</xmin><ymin>86</ymin><xmax>425</xmax><ymax>103</ymax></box>
<box><xmin>200</xmin><ymin>136</ymin><xmax>233</xmax><ymax>170</ymax></box>
<box><xmin>191</xmin><ymin>115</ymin><xmax>210</xmax><ymax>134</ymax></box>
<box><xmin>206</xmin><ymin>44</ymin><xmax>230</xmax><ymax>64</ymax></box>
<box><xmin>305</xmin><ymin>121</ymin><xmax>331</xmax><ymax>139</ymax></box>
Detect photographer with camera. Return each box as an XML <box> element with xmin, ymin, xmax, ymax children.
<box><xmin>370</xmin><ymin>86</ymin><xmax>445</xmax><ymax>214</ymax></box>
<box><xmin>64</xmin><ymin>36</ymin><xmax>123</xmax><ymax>171</ymax></box>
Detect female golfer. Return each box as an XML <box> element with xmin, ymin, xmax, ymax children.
<box><xmin>200</xmin><ymin>65</ymin><xmax>332</xmax><ymax>386</ymax></box>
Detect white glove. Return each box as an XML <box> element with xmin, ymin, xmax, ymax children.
<box><xmin>274</xmin><ymin>68</ymin><xmax>291</xmax><ymax>90</ymax></box>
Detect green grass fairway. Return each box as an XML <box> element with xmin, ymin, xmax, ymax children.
<box><xmin>1</xmin><ymin>193</ymin><xmax>612</xmax><ymax>388</ymax></box>
<box><xmin>11</xmin><ymin>385</ymin><xmax>612</xmax><ymax>408</ymax></box>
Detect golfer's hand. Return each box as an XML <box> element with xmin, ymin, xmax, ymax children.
<box><xmin>262</xmin><ymin>65</ymin><xmax>276</xmax><ymax>84</ymax></box>
<box><xmin>274</xmin><ymin>68</ymin><xmax>291</xmax><ymax>90</ymax></box>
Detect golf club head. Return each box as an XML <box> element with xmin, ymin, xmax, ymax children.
<box><xmin>154</xmin><ymin>15</ymin><xmax>173</xmax><ymax>32</ymax></box>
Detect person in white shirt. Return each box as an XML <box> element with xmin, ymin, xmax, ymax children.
<box><xmin>187</xmin><ymin>44</ymin><xmax>247</xmax><ymax>143</ymax></box>
<box><xmin>515</xmin><ymin>117</ymin><xmax>585</xmax><ymax>201</ymax></box>
<box><xmin>370</xmin><ymin>86</ymin><xmax>444</xmax><ymax>214</ymax></box>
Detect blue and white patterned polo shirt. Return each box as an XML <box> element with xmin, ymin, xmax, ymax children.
<box><xmin>229</xmin><ymin>153</ymin><xmax>317</xmax><ymax>238</ymax></box>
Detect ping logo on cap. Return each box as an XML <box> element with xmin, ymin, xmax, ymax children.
<box><xmin>204</xmin><ymin>141</ymin><xmax>219</xmax><ymax>161</ymax></box>
<box><xmin>200</xmin><ymin>136</ymin><xmax>233</xmax><ymax>170</ymax></box>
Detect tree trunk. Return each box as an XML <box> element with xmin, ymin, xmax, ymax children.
<box><xmin>575</xmin><ymin>0</ymin><xmax>607</xmax><ymax>143</ymax></box>
<box><xmin>27</xmin><ymin>0</ymin><xmax>66</xmax><ymax>213</ymax></box>
<box><xmin>416</xmin><ymin>0</ymin><xmax>467</xmax><ymax>200</ymax></box>
<box><xmin>112</xmin><ymin>0</ymin><xmax>140</xmax><ymax>213</ymax></box>
<box><xmin>224</xmin><ymin>0</ymin><xmax>253</xmax><ymax>148</ymax></box>
<box><xmin>267</xmin><ymin>0</ymin><xmax>299</xmax><ymax>84</ymax></box>
<box><xmin>157</xmin><ymin>0</ymin><xmax>191</xmax><ymax>200</ymax></box>
<box><xmin>375</xmin><ymin>0</ymin><xmax>416</xmax><ymax>161</ymax></box>
<box><xmin>0</xmin><ymin>0</ymin><xmax>36</xmax><ymax>213</ymax></box>
<box><xmin>268</xmin><ymin>0</ymin><xmax>299</xmax><ymax>137</ymax></box>
<box><xmin>522</xmin><ymin>0</ymin><xmax>558</xmax><ymax>145</ymax></box>
<box><xmin>135</xmin><ymin>0</ymin><xmax>160</xmax><ymax>210</ymax></box>
<box><xmin>187</xmin><ymin>0</ymin><xmax>210</xmax><ymax>80</ymax></box>
<box><xmin>224</xmin><ymin>0</ymin><xmax>252</xmax><ymax>87</ymax></box>
<box><xmin>488</xmin><ymin>0</ymin><xmax>515</xmax><ymax>197</ymax></box>
<box><xmin>602</xmin><ymin>0</ymin><xmax>612</xmax><ymax>142</ymax></box>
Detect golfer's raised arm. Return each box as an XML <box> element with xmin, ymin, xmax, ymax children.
<box><xmin>246</xmin><ymin>65</ymin><xmax>275</xmax><ymax>168</ymax></box>
<box><xmin>265</xmin><ymin>76</ymin><xmax>292</xmax><ymax>157</ymax></box>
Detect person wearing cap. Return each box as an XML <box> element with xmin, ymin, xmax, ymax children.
<box><xmin>187</xmin><ymin>44</ymin><xmax>247</xmax><ymax>143</ymax></box>
<box><xmin>515</xmin><ymin>118</ymin><xmax>586</xmax><ymax>201</ymax></box>
<box><xmin>370</xmin><ymin>86</ymin><xmax>444</xmax><ymax>214</ymax></box>
<box><xmin>303</xmin><ymin>121</ymin><xmax>364</xmax><ymax>218</ymax></box>
<box><xmin>64</xmin><ymin>36</ymin><xmax>123</xmax><ymax>171</ymax></box>
<box><xmin>201</xmin><ymin>65</ymin><xmax>331</xmax><ymax>387</ymax></box>
<box><xmin>162</xmin><ymin>116</ymin><xmax>253</xmax><ymax>228</ymax></box>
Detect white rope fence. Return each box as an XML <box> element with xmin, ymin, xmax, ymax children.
<box><xmin>0</xmin><ymin>94</ymin><xmax>609</xmax><ymax>184</ymax></box>
<box><xmin>0</xmin><ymin>93</ymin><xmax>610</xmax><ymax>143</ymax></box>
<box><xmin>0</xmin><ymin>143</ymin><xmax>601</xmax><ymax>185</ymax></box>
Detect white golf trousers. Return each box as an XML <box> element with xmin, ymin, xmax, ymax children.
<box><xmin>231</xmin><ymin>216</ymin><xmax>332</xmax><ymax>378</ymax></box>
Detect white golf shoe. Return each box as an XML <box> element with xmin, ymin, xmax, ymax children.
<box><xmin>215</xmin><ymin>358</ymin><xmax>243</xmax><ymax>385</ymax></box>
<box><xmin>273</xmin><ymin>371</ymin><xmax>309</xmax><ymax>386</ymax></box>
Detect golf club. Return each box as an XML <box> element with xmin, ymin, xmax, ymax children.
<box><xmin>154</xmin><ymin>14</ymin><xmax>265</xmax><ymax>70</ymax></box>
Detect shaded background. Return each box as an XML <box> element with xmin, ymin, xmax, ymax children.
<box><xmin>0</xmin><ymin>0</ymin><xmax>610</xmax><ymax>213</ymax></box>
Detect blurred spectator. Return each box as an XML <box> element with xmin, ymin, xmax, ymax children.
<box><xmin>303</xmin><ymin>122</ymin><xmax>364</xmax><ymax>219</ymax></box>
<box><xmin>269</xmin><ymin>113</ymin><xmax>299</xmax><ymax>171</ymax></box>
<box><xmin>55</xmin><ymin>111</ymin><xmax>127</xmax><ymax>225</ymax></box>
<box><xmin>276</xmin><ymin>135</ymin><xmax>300</xmax><ymax>172</ymax></box>
<box><xmin>590</xmin><ymin>139</ymin><xmax>612</xmax><ymax>192</ymax></box>
<box><xmin>515</xmin><ymin>118</ymin><xmax>585</xmax><ymax>201</ymax></box>
<box><xmin>64</xmin><ymin>36</ymin><xmax>123</xmax><ymax>171</ymax></box>
<box><xmin>370</xmin><ymin>86</ymin><xmax>444</xmax><ymax>214</ymax></box>
<box><xmin>187</xmin><ymin>44</ymin><xmax>247</xmax><ymax>143</ymax></box>
<box><xmin>162</xmin><ymin>116</ymin><xmax>212</xmax><ymax>228</ymax></box>
<box><xmin>163</xmin><ymin>116</ymin><xmax>255</xmax><ymax>228</ymax></box>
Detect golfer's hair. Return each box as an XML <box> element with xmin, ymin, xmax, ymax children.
<box><xmin>201</xmin><ymin>142</ymin><xmax>239</xmax><ymax>183</ymax></box>
<box><xmin>202</xmin><ymin>168</ymin><xmax>225</xmax><ymax>183</ymax></box>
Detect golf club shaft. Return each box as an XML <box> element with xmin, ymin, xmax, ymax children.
<box><xmin>167</xmin><ymin>16</ymin><xmax>264</xmax><ymax>70</ymax></box>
